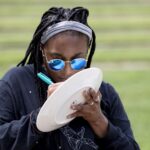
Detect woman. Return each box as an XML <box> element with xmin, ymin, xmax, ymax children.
<box><xmin>0</xmin><ymin>7</ymin><xmax>140</xmax><ymax>150</ymax></box>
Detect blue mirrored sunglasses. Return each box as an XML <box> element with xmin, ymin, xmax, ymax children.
<box><xmin>47</xmin><ymin>58</ymin><xmax>87</xmax><ymax>71</ymax></box>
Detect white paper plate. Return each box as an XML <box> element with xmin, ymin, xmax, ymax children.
<box><xmin>36</xmin><ymin>67</ymin><xmax>103</xmax><ymax>132</ymax></box>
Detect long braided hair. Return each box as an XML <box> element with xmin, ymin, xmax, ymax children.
<box><xmin>17</xmin><ymin>7</ymin><xmax>96</xmax><ymax>104</ymax></box>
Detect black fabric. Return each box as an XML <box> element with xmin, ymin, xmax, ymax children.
<box><xmin>0</xmin><ymin>65</ymin><xmax>140</xmax><ymax>150</ymax></box>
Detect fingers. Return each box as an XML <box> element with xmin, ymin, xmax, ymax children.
<box><xmin>47</xmin><ymin>82</ymin><xmax>63</xmax><ymax>97</ymax></box>
<box><xmin>67</xmin><ymin>89</ymin><xmax>103</xmax><ymax>121</ymax></box>
<box><xmin>97</xmin><ymin>91</ymin><xmax>102</xmax><ymax>102</ymax></box>
<box><xmin>67</xmin><ymin>101</ymin><xmax>100</xmax><ymax>122</ymax></box>
<box><xmin>67</xmin><ymin>103</ymin><xmax>91</xmax><ymax>119</ymax></box>
<box><xmin>83</xmin><ymin>88</ymin><xmax>101</xmax><ymax>104</ymax></box>
<box><xmin>83</xmin><ymin>88</ymin><xmax>94</xmax><ymax>104</ymax></box>
<box><xmin>71</xmin><ymin>103</ymin><xmax>83</xmax><ymax>111</ymax></box>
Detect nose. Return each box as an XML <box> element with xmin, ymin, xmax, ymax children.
<box><xmin>63</xmin><ymin>61</ymin><xmax>74</xmax><ymax>78</ymax></box>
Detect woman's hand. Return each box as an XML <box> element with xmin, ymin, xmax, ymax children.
<box><xmin>67</xmin><ymin>88</ymin><xmax>108</xmax><ymax>138</ymax></box>
<box><xmin>47</xmin><ymin>82</ymin><xmax>63</xmax><ymax>97</ymax></box>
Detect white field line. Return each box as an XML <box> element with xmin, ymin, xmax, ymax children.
<box><xmin>92</xmin><ymin>61</ymin><xmax>150</xmax><ymax>71</ymax></box>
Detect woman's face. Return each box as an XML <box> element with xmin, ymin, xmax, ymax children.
<box><xmin>42</xmin><ymin>32</ymin><xmax>89</xmax><ymax>82</ymax></box>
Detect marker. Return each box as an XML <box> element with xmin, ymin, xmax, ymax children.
<box><xmin>37</xmin><ymin>72</ymin><xmax>53</xmax><ymax>85</ymax></box>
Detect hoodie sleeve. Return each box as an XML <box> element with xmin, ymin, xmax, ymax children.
<box><xmin>95</xmin><ymin>83</ymin><xmax>140</xmax><ymax>150</ymax></box>
<box><xmin>0</xmin><ymin>80</ymin><xmax>44</xmax><ymax>150</ymax></box>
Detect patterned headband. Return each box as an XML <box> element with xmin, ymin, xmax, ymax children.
<box><xmin>41</xmin><ymin>21</ymin><xmax>92</xmax><ymax>44</ymax></box>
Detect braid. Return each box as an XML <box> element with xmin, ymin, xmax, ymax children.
<box><xmin>69</xmin><ymin>7</ymin><xmax>96</xmax><ymax>67</ymax></box>
<box><xmin>17</xmin><ymin>7</ymin><xmax>96</xmax><ymax>104</ymax></box>
<box><xmin>86</xmin><ymin>30</ymin><xmax>96</xmax><ymax>68</ymax></box>
<box><xmin>69</xmin><ymin>7</ymin><xmax>89</xmax><ymax>24</ymax></box>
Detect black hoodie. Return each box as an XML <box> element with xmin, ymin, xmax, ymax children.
<box><xmin>0</xmin><ymin>65</ymin><xmax>140</xmax><ymax>150</ymax></box>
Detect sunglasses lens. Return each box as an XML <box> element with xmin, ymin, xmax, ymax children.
<box><xmin>48</xmin><ymin>59</ymin><xmax>64</xmax><ymax>71</ymax></box>
<box><xmin>71</xmin><ymin>58</ymin><xmax>87</xmax><ymax>70</ymax></box>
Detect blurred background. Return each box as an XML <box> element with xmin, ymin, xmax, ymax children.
<box><xmin>0</xmin><ymin>0</ymin><xmax>150</xmax><ymax>149</ymax></box>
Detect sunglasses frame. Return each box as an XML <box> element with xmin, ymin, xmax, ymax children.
<box><xmin>42</xmin><ymin>50</ymin><xmax>87</xmax><ymax>71</ymax></box>
<box><xmin>47</xmin><ymin>58</ymin><xmax>87</xmax><ymax>71</ymax></box>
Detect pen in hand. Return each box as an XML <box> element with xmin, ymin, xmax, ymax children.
<box><xmin>37</xmin><ymin>72</ymin><xmax>53</xmax><ymax>85</ymax></box>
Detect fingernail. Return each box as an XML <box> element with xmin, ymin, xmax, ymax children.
<box><xmin>83</xmin><ymin>90</ymin><xmax>86</xmax><ymax>96</ymax></box>
<box><xmin>71</xmin><ymin>105</ymin><xmax>76</xmax><ymax>110</ymax></box>
<box><xmin>94</xmin><ymin>99</ymin><xmax>99</xmax><ymax>102</ymax></box>
<box><xmin>67</xmin><ymin>114</ymin><xmax>72</xmax><ymax>119</ymax></box>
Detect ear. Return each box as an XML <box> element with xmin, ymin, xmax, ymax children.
<box><xmin>40</xmin><ymin>43</ymin><xmax>44</xmax><ymax>51</ymax></box>
<box><xmin>40</xmin><ymin>43</ymin><xmax>45</xmax><ymax>56</ymax></box>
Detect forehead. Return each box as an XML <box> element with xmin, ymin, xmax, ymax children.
<box><xmin>44</xmin><ymin>31</ymin><xmax>89</xmax><ymax>56</ymax></box>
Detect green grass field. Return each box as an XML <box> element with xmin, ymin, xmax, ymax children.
<box><xmin>0</xmin><ymin>0</ymin><xmax>150</xmax><ymax>149</ymax></box>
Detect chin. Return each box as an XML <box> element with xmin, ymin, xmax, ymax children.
<box><xmin>57</xmin><ymin>78</ymin><xmax>68</xmax><ymax>82</ymax></box>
